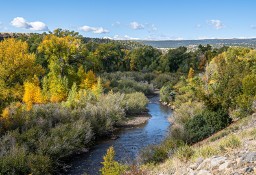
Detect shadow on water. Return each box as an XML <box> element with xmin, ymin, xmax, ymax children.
<box><xmin>65</xmin><ymin>96</ymin><xmax>172</xmax><ymax>175</ymax></box>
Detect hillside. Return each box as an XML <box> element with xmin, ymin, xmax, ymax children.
<box><xmin>140</xmin><ymin>38</ymin><xmax>256</xmax><ymax>49</ymax></box>
<box><xmin>145</xmin><ymin>113</ymin><xmax>256</xmax><ymax>175</ymax></box>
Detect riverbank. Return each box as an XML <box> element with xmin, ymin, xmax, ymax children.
<box><xmin>65</xmin><ymin>95</ymin><xmax>172</xmax><ymax>175</ymax></box>
<box><xmin>145</xmin><ymin>113</ymin><xmax>256</xmax><ymax>175</ymax></box>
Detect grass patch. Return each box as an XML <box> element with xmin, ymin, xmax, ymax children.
<box><xmin>175</xmin><ymin>145</ymin><xmax>194</xmax><ymax>162</ymax></box>
<box><xmin>195</xmin><ymin>145</ymin><xmax>219</xmax><ymax>158</ymax></box>
<box><xmin>219</xmin><ymin>135</ymin><xmax>241</xmax><ymax>151</ymax></box>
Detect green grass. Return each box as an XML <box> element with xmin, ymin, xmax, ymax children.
<box><xmin>219</xmin><ymin>135</ymin><xmax>241</xmax><ymax>151</ymax></box>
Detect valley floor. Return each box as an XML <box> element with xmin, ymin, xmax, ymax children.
<box><xmin>145</xmin><ymin>114</ymin><xmax>256</xmax><ymax>175</ymax></box>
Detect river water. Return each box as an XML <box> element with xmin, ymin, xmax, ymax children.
<box><xmin>66</xmin><ymin>96</ymin><xmax>172</xmax><ymax>175</ymax></box>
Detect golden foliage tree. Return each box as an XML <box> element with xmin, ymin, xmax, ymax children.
<box><xmin>49</xmin><ymin>75</ymin><xmax>68</xmax><ymax>103</ymax></box>
<box><xmin>0</xmin><ymin>38</ymin><xmax>44</xmax><ymax>106</ymax></box>
<box><xmin>38</xmin><ymin>34</ymin><xmax>81</xmax><ymax>77</ymax></box>
<box><xmin>23</xmin><ymin>77</ymin><xmax>44</xmax><ymax>111</ymax></box>
<box><xmin>188</xmin><ymin>67</ymin><xmax>195</xmax><ymax>80</ymax></box>
<box><xmin>100</xmin><ymin>146</ymin><xmax>126</xmax><ymax>175</ymax></box>
<box><xmin>81</xmin><ymin>70</ymin><xmax>97</xmax><ymax>89</ymax></box>
<box><xmin>92</xmin><ymin>77</ymin><xmax>103</xmax><ymax>98</ymax></box>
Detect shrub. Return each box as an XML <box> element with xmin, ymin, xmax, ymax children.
<box><xmin>27</xmin><ymin>154</ymin><xmax>53</xmax><ymax>175</ymax></box>
<box><xmin>185</xmin><ymin>108</ymin><xmax>232</xmax><ymax>143</ymax></box>
<box><xmin>138</xmin><ymin>139</ymin><xmax>184</xmax><ymax>164</ymax></box>
<box><xmin>82</xmin><ymin>92</ymin><xmax>125</xmax><ymax>135</ymax></box>
<box><xmin>185</xmin><ymin>114</ymin><xmax>212</xmax><ymax>143</ymax></box>
<box><xmin>159</xmin><ymin>85</ymin><xmax>174</xmax><ymax>104</ymax></box>
<box><xmin>121</xmin><ymin>92</ymin><xmax>148</xmax><ymax>115</ymax></box>
<box><xmin>0</xmin><ymin>146</ymin><xmax>29</xmax><ymax>174</ymax></box>
<box><xmin>38</xmin><ymin>119</ymin><xmax>92</xmax><ymax>159</ymax></box>
<box><xmin>117</xmin><ymin>79</ymin><xmax>154</xmax><ymax>95</ymax></box>
<box><xmin>175</xmin><ymin>145</ymin><xmax>194</xmax><ymax>162</ymax></box>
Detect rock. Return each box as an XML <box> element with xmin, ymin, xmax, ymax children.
<box><xmin>218</xmin><ymin>160</ymin><xmax>231</xmax><ymax>171</ymax></box>
<box><xmin>242</xmin><ymin>152</ymin><xmax>256</xmax><ymax>163</ymax></box>
<box><xmin>196</xmin><ymin>157</ymin><xmax>204</xmax><ymax>165</ymax></box>
<box><xmin>232</xmin><ymin>173</ymin><xmax>242</xmax><ymax>175</ymax></box>
<box><xmin>190</xmin><ymin>157</ymin><xmax>204</xmax><ymax>170</ymax></box>
<box><xmin>245</xmin><ymin>167</ymin><xmax>254</xmax><ymax>173</ymax></box>
<box><xmin>236</xmin><ymin>157</ymin><xmax>243</xmax><ymax>166</ymax></box>
<box><xmin>197</xmin><ymin>158</ymin><xmax>211</xmax><ymax>170</ymax></box>
<box><xmin>110</xmin><ymin>135</ymin><xmax>119</xmax><ymax>140</ymax></box>
<box><xmin>210</xmin><ymin>156</ymin><xmax>227</xmax><ymax>169</ymax></box>
<box><xmin>197</xmin><ymin>169</ymin><xmax>212</xmax><ymax>175</ymax></box>
<box><xmin>189</xmin><ymin>163</ymin><xmax>198</xmax><ymax>170</ymax></box>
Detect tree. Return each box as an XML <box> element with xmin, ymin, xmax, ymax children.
<box><xmin>38</xmin><ymin>34</ymin><xmax>82</xmax><ymax>87</ymax></box>
<box><xmin>187</xmin><ymin>67</ymin><xmax>195</xmax><ymax>79</ymax></box>
<box><xmin>92</xmin><ymin>77</ymin><xmax>103</xmax><ymax>98</ymax></box>
<box><xmin>23</xmin><ymin>77</ymin><xmax>44</xmax><ymax>111</ymax></box>
<box><xmin>128</xmin><ymin>46</ymin><xmax>161</xmax><ymax>71</ymax></box>
<box><xmin>159</xmin><ymin>47</ymin><xmax>189</xmax><ymax>72</ymax></box>
<box><xmin>0</xmin><ymin>38</ymin><xmax>44</xmax><ymax>109</ymax></box>
<box><xmin>49</xmin><ymin>75</ymin><xmax>68</xmax><ymax>103</ymax></box>
<box><xmin>100</xmin><ymin>146</ymin><xmax>126</xmax><ymax>175</ymax></box>
<box><xmin>81</xmin><ymin>70</ymin><xmax>97</xmax><ymax>89</ymax></box>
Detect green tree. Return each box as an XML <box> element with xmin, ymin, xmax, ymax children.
<box><xmin>159</xmin><ymin>46</ymin><xmax>189</xmax><ymax>72</ymax></box>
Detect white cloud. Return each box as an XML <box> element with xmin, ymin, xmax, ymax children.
<box><xmin>130</xmin><ymin>21</ymin><xmax>144</xmax><ymax>30</ymax></box>
<box><xmin>208</xmin><ymin>20</ymin><xmax>224</xmax><ymax>29</ymax></box>
<box><xmin>11</xmin><ymin>17</ymin><xmax>48</xmax><ymax>31</ymax></box>
<box><xmin>79</xmin><ymin>25</ymin><xmax>109</xmax><ymax>34</ymax></box>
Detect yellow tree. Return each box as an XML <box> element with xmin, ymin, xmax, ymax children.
<box><xmin>92</xmin><ymin>77</ymin><xmax>103</xmax><ymax>98</ymax></box>
<box><xmin>49</xmin><ymin>75</ymin><xmax>68</xmax><ymax>103</ymax></box>
<box><xmin>38</xmin><ymin>34</ymin><xmax>81</xmax><ymax>78</ymax></box>
<box><xmin>23</xmin><ymin>77</ymin><xmax>44</xmax><ymax>111</ymax></box>
<box><xmin>0</xmin><ymin>38</ymin><xmax>44</xmax><ymax>108</ymax></box>
<box><xmin>81</xmin><ymin>70</ymin><xmax>97</xmax><ymax>90</ymax></box>
<box><xmin>188</xmin><ymin>67</ymin><xmax>195</xmax><ymax>80</ymax></box>
<box><xmin>100</xmin><ymin>146</ymin><xmax>126</xmax><ymax>175</ymax></box>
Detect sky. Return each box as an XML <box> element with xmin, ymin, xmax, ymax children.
<box><xmin>0</xmin><ymin>0</ymin><xmax>256</xmax><ymax>40</ymax></box>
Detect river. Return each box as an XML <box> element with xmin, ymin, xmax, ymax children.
<box><xmin>65</xmin><ymin>95</ymin><xmax>172</xmax><ymax>175</ymax></box>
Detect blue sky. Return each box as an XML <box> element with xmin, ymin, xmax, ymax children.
<box><xmin>0</xmin><ymin>0</ymin><xmax>256</xmax><ymax>40</ymax></box>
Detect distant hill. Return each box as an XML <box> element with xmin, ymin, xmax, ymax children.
<box><xmin>1</xmin><ymin>33</ymin><xmax>256</xmax><ymax>49</ymax></box>
<box><xmin>140</xmin><ymin>38</ymin><xmax>256</xmax><ymax>48</ymax></box>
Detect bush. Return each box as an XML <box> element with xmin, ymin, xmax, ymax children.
<box><xmin>82</xmin><ymin>92</ymin><xmax>125</xmax><ymax>135</ymax></box>
<box><xmin>116</xmin><ymin>79</ymin><xmax>154</xmax><ymax>95</ymax></box>
<box><xmin>185</xmin><ymin>108</ymin><xmax>232</xmax><ymax>143</ymax></box>
<box><xmin>121</xmin><ymin>92</ymin><xmax>148</xmax><ymax>115</ymax></box>
<box><xmin>159</xmin><ymin>84</ymin><xmax>174</xmax><ymax>104</ymax></box>
<box><xmin>138</xmin><ymin>138</ymin><xmax>184</xmax><ymax>164</ymax></box>
<box><xmin>38</xmin><ymin>119</ymin><xmax>92</xmax><ymax>159</ymax></box>
<box><xmin>0</xmin><ymin>146</ymin><xmax>29</xmax><ymax>174</ymax></box>
<box><xmin>175</xmin><ymin>145</ymin><xmax>194</xmax><ymax>162</ymax></box>
<box><xmin>27</xmin><ymin>154</ymin><xmax>53</xmax><ymax>175</ymax></box>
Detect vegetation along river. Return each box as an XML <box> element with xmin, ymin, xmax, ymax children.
<box><xmin>66</xmin><ymin>95</ymin><xmax>172</xmax><ymax>175</ymax></box>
